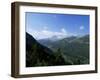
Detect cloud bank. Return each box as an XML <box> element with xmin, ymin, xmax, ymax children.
<box><xmin>27</xmin><ymin>27</ymin><xmax>68</xmax><ymax>40</ymax></box>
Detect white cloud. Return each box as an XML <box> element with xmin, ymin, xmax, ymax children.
<box><xmin>80</xmin><ymin>26</ymin><xmax>84</xmax><ymax>30</ymax></box>
<box><xmin>61</xmin><ymin>28</ymin><xmax>67</xmax><ymax>33</ymax></box>
<box><xmin>27</xmin><ymin>27</ymin><xmax>68</xmax><ymax>39</ymax></box>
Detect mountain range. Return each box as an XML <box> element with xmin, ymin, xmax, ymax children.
<box><xmin>26</xmin><ymin>32</ymin><xmax>89</xmax><ymax>67</ymax></box>
<box><xmin>26</xmin><ymin>32</ymin><xmax>72</xmax><ymax>67</ymax></box>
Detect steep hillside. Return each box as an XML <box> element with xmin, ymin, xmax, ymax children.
<box><xmin>26</xmin><ymin>32</ymin><xmax>72</xmax><ymax>67</ymax></box>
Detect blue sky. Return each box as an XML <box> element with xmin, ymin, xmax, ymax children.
<box><xmin>26</xmin><ymin>12</ymin><xmax>89</xmax><ymax>39</ymax></box>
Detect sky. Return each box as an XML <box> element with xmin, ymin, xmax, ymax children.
<box><xmin>26</xmin><ymin>12</ymin><xmax>89</xmax><ymax>40</ymax></box>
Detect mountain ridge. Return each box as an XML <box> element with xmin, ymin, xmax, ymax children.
<box><xmin>26</xmin><ymin>32</ymin><xmax>72</xmax><ymax>67</ymax></box>
<box><xmin>26</xmin><ymin>32</ymin><xmax>89</xmax><ymax>67</ymax></box>
<box><xmin>38</xmin><ymin>34</ymin><xmax>89</xmax><ymax>64</ymax></box>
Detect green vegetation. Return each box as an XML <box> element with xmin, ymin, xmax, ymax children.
<box><xmin>26</xmin><ymin>32</ymin><xmax>89</xmax><ymax>67</ymax></box>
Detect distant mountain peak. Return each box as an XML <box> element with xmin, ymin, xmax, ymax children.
<box><xmin>49</xmin><ymin>35</ymin><xmax>61</xmax><ymax>41</ymax></box>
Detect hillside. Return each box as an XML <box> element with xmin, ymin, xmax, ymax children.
<box><xmin>26</xmin><ymin>32</ymin><xmax>72</xmax><ymax>67</ymax></box>
<box><xmin>38</xmin><ymin>35</ymin><xmax>90</xmax><ymax>64</ymax></box>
